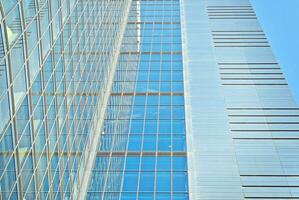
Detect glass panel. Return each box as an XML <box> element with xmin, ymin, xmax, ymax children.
<box><xmin>0</xmin><ymin>125</ymin><xmax>16</xmax><ymax>198</ymax></box>
<box><xmin>0</xmin><ymin>93</ymin><xmax>10</xmax><ymax>133</ymax></box>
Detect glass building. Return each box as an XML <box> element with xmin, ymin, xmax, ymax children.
<box><xmin>1</xmin><ymin>0</ymin><xmax>299</xmax><ymax>199</ymax></box>
<box><xmin>0</xmin><ymin>0</ymin><xmax>132</xmax><ymax>199</ymax></box>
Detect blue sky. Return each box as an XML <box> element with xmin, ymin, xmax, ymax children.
<box><xmin>250</xmin><ymin>0</ymin><xmax>299</xmax><ymax>106</ymax></box>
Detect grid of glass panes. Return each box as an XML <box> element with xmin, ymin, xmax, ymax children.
<box><xmin>87</xmin><ymin>0</ymin><xmax>188</xmax><ymax>199</ymax></box>
<box><xmin>0</xmin><ymin>0</ymin><xmax>131</xmax><ymax>199</ymax></box>
<box><xmin>86</xmin><ymin>5</ymin><xmax>140</xmax><ymax>199</ymax></box>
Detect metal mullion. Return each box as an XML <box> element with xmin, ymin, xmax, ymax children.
<box><xmin>169</xmin><ymin>3</ymin><xmax>174</xmax><ymax>199</ymax></box>
<box><xmin>100</xmin><ymin>56</ymin><xmax>131</xmax><ymax>200</ymax></box>
<box><xmin>43</xmin><ymin>117</ymin><xmax>65</xmax><ymax>199</ymax></box>
<box><xmin>0</xmin><ymin>2</ymin><xmax>28</xmax><ymax>199</ymax></box>
<box><xmin>6</xmin><ymin>123</ymin><xmax>32</xmax><ymax>199</ymax></box>
<box><xmin>28</xmin><ymin>0</ymin><xmax>57</xmax><ymax>198</ymax></box>
<box><xmin>59</xmin><ymin>22</ymin><xmax>87</xmax><ymax>184</ymax></box>
<box><xmin>118</xmin><ymin>4</ymin><xmax>143</xmax><ymax>199</ymax></box>
<box><xmin>61</xmin><ymin>0</ymin><xmax>75</xmax><ymax>196</ymax></box>
<box><xmin>65</xmin><ymin>50</ymin><xmax>81</xmax><ymax>197</ymax></box>
<box><xmin>10</xmin><ymin>121</ymin><xmax>36</xmax><ymax>197</ymax></box>
<box><xmin>0</xmin><ymin>0</ymin><xmax>20</xmax><ymax>22</ymax></box>
<box><xmin>4</xmin><ymin>59</ymin><xmax>29</xmax><ymax>103</ymax></box>
<box><xmin>115</xmin><ymin>60</ymin><xmax>135</xmax><ymax>198</ymax></box>
<box><xmin>3</xmin><ymin>30</ymin><xmax>58</xmax><ymax>113</ymax></box>
<box><xmin>71</xmin><ymin>7</ymin><xmax>103</xmax><ymax>157</ymax></box>
<box><xmin>0</xmin><ymin>14</ymin><xmax>14</xmax><ymax>149</ymax></box>
<box><xmin>0</xmin><ymin>21</ymin><xmax>36</xmax><ymax>78</ymax></box>
<box><xmin>58</xmin><ymin>0</ymin><xmax>129</xmax><ymax>197</ymax></box>
<box><xmin>55</xmin><ymin>30</ymin><xmax>70</xmax><ymax>198</ymax></box>
<box><xmin>150</xmin><ymin>1</ymin><xmax>160</xmax><ymax>199</ymax></box>
<box><xmin>37</xmin><ymin>0</ymin><xmax>75</xmax><ymax>73</ymax></box>
<box><xmin>61</xmin><ymin>0</ymin><xmax>81</xmax><ymax>45</ymax></box>
<box><xmin>17</xmin><ymin>1</ymin><xmax>42</xmax><ymax>199</ymax></box>
<box><xmin>66</xmin><ymin>0</ymin><xmax>103</xmax><ymax>175</ymax></box>
<box><xmin>0</xmin><ymin>0</ymin><xmax>40</xmax><ymax>59</ymax></box>
<box><xmin>153</xmin><ymin>0</ymin><xmax>165</xmax><ymax>197</ymax></box>
<box><xmin>136</xmin><ymin>1</ymin><xmax>155</xmax><ymax>197</ymax></box>
<box><xmin>48</xmin><ymin>122</ymin><xmax>65</xmax><ymax>199</ymax></box>
<box><xmin>135</xmin><ymin>69</ymin><xmax>148</xmax><ymax>198</ymax></box>
<box><xmin>51</xmin><ymin>125</ymin><xmax>69</xmax><ymax>200</ymax></box>
<box><xmin>29</xmin><ymin>124</ymin><xmax>52</xmax><ymax>199</ymax></box>
<box><xmin>40</xmin><ymin>60</ymin><xmax>63</xmax><ymax>198</ymax></box>
<box><xmin>59</xmin><ymin>130</ymin><xmax>74</xmax><ymax>197</ymax></box>
<box><xmin>34</xmin><ymin>139</ymin><xmax>49</xmax><ymax>199</ymax></box>
<box><xmin>49</xmin><ymin>0</ymin><xmax>64</xmax><ymax>199</ymax></box>
<box><xmin>77</xmin><ymin>1</ymin><xmax>133</xmax><ymax>198</ymax></box>
<box><xmin>22</xmin><ymin>149</ymin><xmax>47</xmax><ymax>200</ymax></box>
<box><xmin>52</xmin><ymin>128</ymin><xmax>72</xmax><ymax>199</ymax></box>
<box><xmin>50</xmin><ymin>2</ymin><xmax>72</xmax><ymax>196</ymax></box>
<box><xmin>99</xmin><ymin>2</ymin><xmax>131</xmax><ymax>197</ymax></box>
<box><xmin>69</xmin><ymin>86</ymin><xmax>93</xmax><ymax>180</ymax></box>
<box><xmin>177</xmin><ymin>1</ymin><xmax>188</xmax><ymax>198</ymax></box>
<box><xmin>0</xmin><ymin>146</ymin><xmax>15</xmax><ymax>180</ymax></box>
<box><xmin>62</xmin><ymin>0</ymin><xmax>105</xmax><ymax>187</ymax></box>
<box><xmin>48</xmin><ymin>127</ymin><xmax>65</xmax><ymax>200</ymax></box>
<box><xmin>0</xmin><ymin>24</ymin><xmax>61</xmax><ymax>134</ymax></box>
<box><xmin>36</xmin><ymin>5</ymin><xmax>63</xmax><ymax>69</ymax></box>
<box><xmin>42</xmin><ymin>0</ymin><xmax>80</xmax><ymax>74</ymax></box>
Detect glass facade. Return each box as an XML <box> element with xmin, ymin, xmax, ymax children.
<box><xmin>86</xmin><ymin>0</ymin><xmax>189</xmax><ymax>199</ymax></box>
<box><xmin>1</xmin><ymin>0</ymin><xmax>299</xmax><ymax>199</ymax></box>
<box><xmin>0</xmin><ymin>0</ymin><xmax>131</xmax><ymax>199</ymax></box>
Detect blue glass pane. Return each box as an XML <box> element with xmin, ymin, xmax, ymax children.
<box><xmin>128</xmin><ymin>135</ymin><xmax>142</xmax><ymax>151</ymax></box>
<box><xmin>173</xmin><ymin>157</ymin><xmax>187</xmax><ymax>171</ymax></box>
<box><xmin>173</xmin><ymin>172</ymin><xmax>188</xmax><ymax>192</ymax></box>
<box><xmin>125</xmin><ymin>157</ymin><xmax>140</xmax><ymax>171</ymax></box>
<box><xmin>143</xmin><ymin>135</ymin><xmax>156</xmax><ymax>151</ymax></box>
<box><xmin>139</xmin><ymin>172</ymin><xmax>155</xmax><ymax>191</ymax></box>
<box><xmin>141</xmin><ymin>156</ymin><xmax>155</xmax><ymax>171</ymax></box>
<box><xmin>123</xmin><ymin>172</ymin><xmax>138</xmax><ymax>192</ymax></box>
<box><xmin>157</xmin><ymin>156</ymin><xmax>171</xmax><ymax>171</ymax></box>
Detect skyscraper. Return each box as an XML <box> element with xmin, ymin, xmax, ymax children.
<box><xmin>86</xmin><ymin>1</ymin><xmax>188</xmax><ymax>199</ymax></box>
<box><xmin>0</xmin><ymin>0</ymin><xmax>298</xmax><ymax>200</ymax></box>
<box><xmin>0</xmin><ymin>0</ymin><xmax>131</xmax><ymax>199</ymax></box>
<box><xmin>183</xmin><ymin>0</ymin><xmax>299</xmax><ymax>199</ymax></box>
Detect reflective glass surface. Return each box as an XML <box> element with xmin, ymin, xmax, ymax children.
<box><xmin>87</xmin><ymin>0</ymin><xmax>189</xmax><ymax>199</ymax></box>
<box><xmin>0</xmin><ymin>0</ymin><xmax>131</xmax><ymax>199</ymax></box>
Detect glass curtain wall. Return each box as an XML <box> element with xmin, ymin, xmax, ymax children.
<box><xmin>87</xmin><ymin>0</ymin><xmax>189</xmax><ymax>199</ymax></box>
<box><xmin>0</xmin><ymin>0</ymin><xmax>131</xmax><ymax>199</ymax></box>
